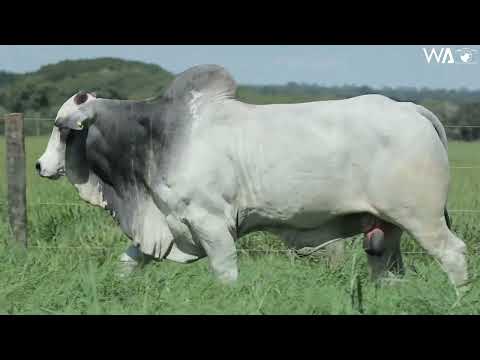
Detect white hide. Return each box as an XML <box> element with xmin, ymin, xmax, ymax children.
<box><xmin>159</xmin><ymin>93</ymin><xmax>467</xmax><ymax>287</ymax></box>
<box><xmin>40</xmin><ymin>87</ymin><xmax>468</xmax><ymax>288</ymax></box>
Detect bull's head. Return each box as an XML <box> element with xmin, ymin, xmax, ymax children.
<box><xmin>36</xmin><ymin>91</ymin><xmax>96</xmax><ymax>179</ymax></box>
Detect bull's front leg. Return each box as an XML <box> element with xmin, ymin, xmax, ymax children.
<box><xmin>183</xmin><ymin>205</ymin><xmax>238</xmax><ymax>284</ymax></box>
<box><xmin>118</xmin><ymin>244</ymin><xmax>152</xmax><ymax>277</ymax></box>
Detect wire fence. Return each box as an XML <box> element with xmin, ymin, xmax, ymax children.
<box><xmin>1</xmin><ymin>116</ymin><xmax>477</xmax><ymax>126</ymax></box>
<box><xmin>1</xmin><ymin>244</ymin><xmax>433</xmax><ymax>256</ymax></box>
<box><xmin>1</xmin><ymin>115</ymin><xmax>480</xmax><ymax>257</ymax></box>
<box><xmin>1</xmin><ymin>117</ymin><xmax>480</xmax><ymax>134</ymax></box>
<box><xmin>1</xmin><ymin>117</ymin><xmax>480</xmax><ymax>217</ymax></box>
<box><xmin>2</xmin><ymin>201</ymin><xmax>480</xmax><ymax>213</ymax></box>
<box><xmin>445</xmin><ymin>125</ymin><xmax>480</xmax><ymax>128</ymax></box>
<box><xmin>12</xmin><ymin>118</ymin><xmax>480</xmax><ymax>128</ymax></box>
<box><xmin>5</xmin><ymin>243</ymin><xmax>480</xmax><ymax>259</ymax></box>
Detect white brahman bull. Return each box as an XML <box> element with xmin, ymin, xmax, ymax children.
<box><xmin>36</xmin><ymin>65</ymin><xmax>469</xmax><ymax>296</ymax></box>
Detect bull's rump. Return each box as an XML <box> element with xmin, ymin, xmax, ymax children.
<box><xmin>223</xmin><ymin>95</ymin><xmax>449</xmax><ymax>228</ymax></box>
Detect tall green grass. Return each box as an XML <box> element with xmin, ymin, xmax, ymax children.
<box><xmin>0</xmin><ymin>137</ymin><xmax>479</xmax><ymax>314</ymax></box>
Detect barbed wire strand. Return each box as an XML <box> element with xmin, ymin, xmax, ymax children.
<box><xmin>6</xmin><ymin>244</ymin><xmax>480</xmax><ymax>258</ymax></box>
<box><xmin>452</xmin><ymin>167</ymin><xmax>480</xmax><ymax>169</ymax></box>
<box><xmin>0</xmin><ymin>243</ymin><xmax>437</xmax><ymax>256</ymax></box>
<box><xmin>2</xmin><ymin>116</ymin><xmax>480</xmax><ymax>128</ymax></box>
<box><xmin>1</xmin><ymin>117</ymin><xmax>478</xmax><ymax>253</ymax></box>
<box><xmin>0</xmin><ymin>117</ymin><xmax>478</xmax><ymax>260</ymax></box>
<box><xmin>1</xmin><ymin>202</ymin><xmax>480</xmax><ymax>214</ymax></box>
<box><xmin>445</xmin><ymin>125</ymin><xmax>480</xmax><ymax>128</ymax></box>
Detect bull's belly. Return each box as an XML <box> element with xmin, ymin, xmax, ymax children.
<box><xmin>238</xmin><ymin>211</ymin><xmax>375</xmax><ymax>248</ymax></box>
<box><xmin>236</xmin><ymin>190</ymin><xmax>376</xmax><ymax>231</ymax></box>
<box><xmin>236</xmin><ymin>173</ymin><xmax>376</xmax><ymax>233</ymax></box>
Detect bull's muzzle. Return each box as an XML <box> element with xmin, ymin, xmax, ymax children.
<box><xmin>35</xmin><ymin>160</ymin><xmax>65</xmax><ymax>180</ymax></box>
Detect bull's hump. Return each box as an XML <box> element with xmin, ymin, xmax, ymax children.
<box><xmin>165</xmin><ymin>64</ymin><xmax>237</xmax><ymax>101</ymax></box>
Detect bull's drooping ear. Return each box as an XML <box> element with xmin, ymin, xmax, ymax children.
<box><xmin>74</xmin><ymin>90</ymin><xmax>97</xmax><ymax>102</ymax></box>
<box><xmin>55</xmin><ymin>109</ymin><xmax>90</xmax><ymax>130</ymax></box>
<box><xmin>74</xmin><ymin>91</ymin><xmax>89</xmax><ymax>105</ymax></box>
<box><xmin>55</xmin><ymin>91</ymin><xmax>96</xmax><ymax>130</ymax></box>
<box><xmin>65</xmin><ymin>127</ymin><xmax>89</xmax><ymax>184</ymax></box>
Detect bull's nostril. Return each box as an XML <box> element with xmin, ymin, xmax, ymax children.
<box><xmin>35</xmin><ymin>161</ymin><xmax>41</xmax><ymax>172</ymax></box>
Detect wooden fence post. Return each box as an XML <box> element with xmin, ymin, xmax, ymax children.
<box><xmin>5</xmin><ymin>113</ymin><xmax>28</xmax><ymax>247</ymax></box>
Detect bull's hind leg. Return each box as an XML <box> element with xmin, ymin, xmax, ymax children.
<box><xmin>381</xmin><ymin>206</ymin><xmax>468</xmax><ymax>295</ymax></box>
<box><xmin>364</xmin><ymin>221</ymin><xmax>405</xmax><ymax>281</ymax></box>
<box><xmin>406</xmin><ymin>218</ymin><xmax>468</xmax><ymax>292</ymax></box>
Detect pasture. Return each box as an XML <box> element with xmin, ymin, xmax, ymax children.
<box><xmin>0</xmin><ymin>136</ymin><xmax>479</xmax><ymax>314</ymax></box>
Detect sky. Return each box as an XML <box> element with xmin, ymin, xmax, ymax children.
<box><xmin>1</xmin><ymin>45</ymin><xmax>480</xmax><ymax>90</ymax></box>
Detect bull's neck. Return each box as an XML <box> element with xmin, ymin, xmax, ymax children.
<box><xmin>88</xmin><ymin>99</ymin><xmax>166</xmax><ymax>190</ymax></box>
<box><xmin>77</xmin><ymin>98</ymin><xmax>180</xmax><ymax>220</ymax></box>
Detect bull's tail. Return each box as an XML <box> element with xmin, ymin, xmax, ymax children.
<box><xmin>444</xmin><ymin>207</ymin><xmax>452</xmax><ymax>230</ymax></box>
<box><xmin>416</xmin><ymin>104</ymin><xmax>449</xmax><ymax>151</ymax></box>
<box><xmin>416</xmin><ymin>104</ymin><xmax>452</xmax><ymax>230</ymax></box>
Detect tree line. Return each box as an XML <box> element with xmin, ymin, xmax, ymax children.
<box><xmin>1</xmin><ymin>59</ymin><xmax>479</xmax><ymax>140</ymax></box>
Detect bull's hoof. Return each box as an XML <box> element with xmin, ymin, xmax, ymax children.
<box><xmin>379</xmin><ymin>273</ymin><xmax>409</xmax><ymax>286</ymax></box>
<box><xmin>453</xmin><ymin>283</ymin><xmax>471</xmax><ymax>307</ymax></box>
<box><xmin>363</xmin><ymin>228</ymin><xmax>385</xmax><ymax>257</ymax></box>
<box><xmin>216</xmin><ymin>269</ymin><xmax>239</xmax><ymax>285</ymax></box>
<box><xmin>117</xmin><ymin>253</ymin><xmax>140</xmax><ymax>278</ymax></box>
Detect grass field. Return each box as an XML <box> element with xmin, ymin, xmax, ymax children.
<box><xmin>0</xmin><ymin>136</ymin><xmax>479</xmax><ymax>315</ymax></box>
